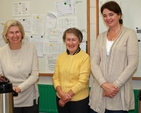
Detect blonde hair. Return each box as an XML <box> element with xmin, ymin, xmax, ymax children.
<box><xmin>2</xmin><ymin>19</ymin><xmax>25</xmax><ymax>43</ymax></box>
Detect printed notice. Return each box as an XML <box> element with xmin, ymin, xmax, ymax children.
<box><xmin>31</xmin><ymin>14</ymin><xmax>45</xmax><ymax>35</ymax></box>
<box><xmin>12</xmin><ymin>1</ymin><xmax>30</xmax><ymax>16</ymax></box>
<box><xmin>43</xmin><ymin>41</ymin><xmax>63</xmax><ymax>54</ymax></box>
<box><xmin>16</xmin><ymin>18</ymin><xmax>31</xmax><ymax>32</ymax></box>
<box><xmin>57</xmin><ymin>16</ymin><xmax>77</xmax><ymax>30</ymax></box>
<box><xmin>56</xmin><ymin>0</ymin><xmax>76</xmax><ymax>16</ymax></box>
<box><xmin>46</xmin><ymin>54</ymin><xmax>58</xmax><ymax>73</ymax></box>
<box><xmin>30</xmin><ymin>35</ymin><xmax>44</xmax><ymax>57</ymax></box>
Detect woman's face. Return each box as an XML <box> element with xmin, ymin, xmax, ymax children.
<box><xmin>6</xmin><ymin>26</ymin><xmax>22</xmax><ymax>45</ymax></box>
<box><xmin>65</xmin><ymin>33</ymin><xmax>80</xmax><ymax>55</ymax></box>
<box><xmin>102</xmin><ymin>8</ymin><xmax>120</xmax><ymax>28</ymax></box>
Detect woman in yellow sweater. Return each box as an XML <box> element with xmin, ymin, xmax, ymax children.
<box><xmin>52</xmin><ymin>27</ymin><xmax>90</xmax><ymax>113</ymax></box>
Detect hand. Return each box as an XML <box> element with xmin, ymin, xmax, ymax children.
<box><xmin>57</xmin><ymin>90</ymin><xmax>72</xmax><ymax>102</ymax></box>
<box><xmin>13</xmin><ymin>87</ymin><xmax>21</xmax><ymax>93</ymax></box>
<box><xmin>61</xmin><ymin>93</ymin><xmax>71</xmax><ymax>102</ymax></box>
<box><xmin>103</xmin><ymin>91</ymin><xmax>117</xmax><ymax>98</ymax></box>
<box><xmin>58</xmin><ymin>99</ymin><xmax>66</xmax><ymax>107</ymax></box>
<box><xmin>0</xmin><ymin>75</ymin><xmax>4</xmax><ymax>82</ymax></box>
<box><xmin>58</xmin><ymin>95</ymin><xmax>71</xmax><ymax>107</ymax></box>
<box><xmin>102</xmin><ymin>82</ymin><xmax>119</xmax><ymax>98</ymax></box>
<box><xmin>56</xmin><ymin>86</ymin><xmax>72</xmax><ymax>106</ymax></box>
<box><xmin>58</xmin><ymin>91</ymin><xmax>72</xmax><ymax>107</ymax></box>
<box><xmin>56</xmin><ymin>86</ymin><xmax>68</xmax><ymax>101</ymax></box>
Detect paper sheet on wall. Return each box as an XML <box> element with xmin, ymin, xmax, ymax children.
<box><xmin>43</xmin><ymin>41</ymin><xmax>63</xmax><ymax>54</ymax></box>
<box><xmin>12</xmin><ymin>1</ymin><xmax>30</xmax><ymax>16</ymax></box>
<box><xmin>15</xmin><ymin>18</ymin><xmax>31</xmax><ymax>32</ymax></box>
<box><xmin>57</xmin><ymin>16</ymin><xmax>77</xmax><ymax>30</ymax></box>
<box><xmin>70</xmin><ymin>0</ymin><xmax>76</xmax><ymax>14</ymax></box>
<box><xmin>56</xmin><ymin>0</ymin><xmax>76</xmax><ymax>16</ymax></box>
<box><xmin>80</xmin><ymin>41</ymin><xmax>86</xmax><ymax>52</ymax></box>
<box><xmin>31</xmin><ymin>14</ymin><xmax>45</xmax><ymax>35</ymax></box>
<box><xmin>46</xmin><ymin>54</ymin><xmax>58</xmax><ymax>73</ymax></box>
<box><xmin>81</xmin><ymin>29</ymin><xmax>87</xmax><ymax>41</ymax></box>
<box><xmin>46</xmin><ymin>12</ymin><xmax>57</xmax><ymax>29</ymax></box>
<box><xmin>30</xmin><ymin>35</ymin><xmax>44</xmax><ymax>57</ymax></box>
<box><xmin>45</xmin><ymin>28</ymin><xmax>63</xmax><ymax>41</ymax></box>
<box><xmin>136</xmin><ymin>27</ymin><xmax>141</xmax><ymax>51</ymax></box>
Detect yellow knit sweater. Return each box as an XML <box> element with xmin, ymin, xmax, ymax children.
<box><xmin>52</xmin><ymin>50</ymin><xmax>90</xmax><ymax>101</ymax></box>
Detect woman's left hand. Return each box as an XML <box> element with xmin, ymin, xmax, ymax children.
<box><xmin>102</xmin><ymin>82</ymin><xmax>119</xmax><ymax>98</ymax></box>
<box><xmin>13</xmin><ymin>87</ymin><xmax>21</xmax><ymax>93</ymax></box>
<box><xmin>59</xmin><ymin>99</ymin><xmax>66</xmax><ymax>107</ymax></box>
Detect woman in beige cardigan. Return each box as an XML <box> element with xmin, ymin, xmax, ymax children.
<box><xmin>89</xmin><ymin>1</ymin><xmax>139</xmax><ymax>113</ymax></box>
<box><xmin>0</xmin><ymin>19</ymin><xmax>39</xmax><ymax>113</ymax></box>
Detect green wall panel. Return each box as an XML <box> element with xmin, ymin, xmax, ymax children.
<box><xmin>38</xmin><ymin>84</ymin><xmax>140</xmax><ymax>113</ymax></box>
<box><xmin>38</xmin><ymin>84</ymin><xmax>58</xmax><ymax>113</ymax></box>
<box><xmin>129</xmin><ymin>89</ymin><xmax>140</xmax><ymax>113</ymax></box>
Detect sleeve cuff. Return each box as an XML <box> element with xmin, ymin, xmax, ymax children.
<box><xmin>113</xmin><ymin>79</ymin><xmax>123</xmax><ymax>88</ymax></box>
<box><xmin>98</xmin><ymin>78</ymin><xmax>107</xmax><ymax>86</ymax></box>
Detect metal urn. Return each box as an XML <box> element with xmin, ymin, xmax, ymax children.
<box><xmin>0</xmin><ymin>76</ymin><xmax>18</xmax><ymax>113</ymax></box>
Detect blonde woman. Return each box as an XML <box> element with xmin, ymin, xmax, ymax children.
<box><xmin>0</xmin><ymin>19</ymin><xmax>39</xmax><ymax>113</ymax></box>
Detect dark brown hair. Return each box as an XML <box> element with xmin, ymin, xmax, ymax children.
<box><xmin>101</xmin><ymin>1</ymin><xmax>123</xmax><ymax>24</ymax></box>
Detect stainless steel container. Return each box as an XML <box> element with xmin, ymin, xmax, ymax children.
<box><xmin>0</xmin><ymin>92</ymin><xmax>14</xmax><ymax>113</ymax></box>
<box><xmin>0</xmin><ymin>76</ymin><xmax>18</xmax><ymax>113</ymax></box>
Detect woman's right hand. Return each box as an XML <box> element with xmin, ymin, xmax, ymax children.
<box><xmin>58</xmin><ymin>99</ymin><xmax>66</xmax><ymax>107</ymax></box>
<box><xmin>56</xmin><ymin>86</ymin><xmax>71</xmax><ymax>102</ymax></box>
<box><xmin>101</xmin><ymin>82</ymin><xmax>119</xmax><ymax>98</ymax></box>
<box><xmin>59</xmin><ymin>91</ymin><xmax>71</xmax><ymax>102</ymax></box>
<box><xmin>0</xmin><ymin>75</ymin><xmax>4</xmax><ymax>82</ymax></box>
<box><xmin>58</xmin><ymin>93</ymin><xmax>72</xmax><ymax>107</ymax></box>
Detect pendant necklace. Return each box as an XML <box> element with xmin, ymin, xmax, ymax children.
<box><xmin>11</xmin><ymin>49</ymin><xmax>22</xmax><ymax>63</ymax></box>
<box><xmin>108</xmin><ymin>27</ymin><xmax>121</xmax><ymax>41</ymax></box>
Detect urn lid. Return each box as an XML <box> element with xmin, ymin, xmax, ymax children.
<box><xmin>0</xmin><ymin>76</ymin><xmax>13</xmax><ymax>93</ymax></box>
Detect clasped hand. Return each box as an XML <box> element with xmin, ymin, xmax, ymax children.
<box><xmin>102</xmin><ymin>82</ymin><xmax>119</xmax><ymax>98</ymax></box>
<box><xmin>58</xmin><ymin>92</ymin><xmax>72</xmax><ymax>107</ymax></box>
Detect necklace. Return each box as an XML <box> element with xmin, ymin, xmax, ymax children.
<box><xmin>11</xmin><ymin>49</ymin><xmax>22</xmax><ymax>63</ymax></box>
<box><xmin>108</xmin><ymin>27</ymin><xmax>121</xmax><ymax>41</ymax></box>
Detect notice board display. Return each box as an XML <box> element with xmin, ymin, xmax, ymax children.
<box><xmin>0</xmin><ymin>0</ymin><xmax>90</xmax><ymax>76</ymax></box>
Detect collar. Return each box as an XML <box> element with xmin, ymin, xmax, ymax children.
<box><xmin>66</xmin><ymin>47</ymin><xmax>81</xmax><ymax>55</ymax></box>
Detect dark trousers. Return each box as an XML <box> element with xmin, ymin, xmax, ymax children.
<box><xmin>89</xmin><ymin>108</ymin><xmax>128</xmax><ymax>113</ymax></box>
<box><xmin>57</xmin><ymin>96</ymin><xmax>89</xmax><ymax>113</ymax></box>
<box><xmin>14</xmin><ymin>99</ymin><xmax>39</xmax><ymax>113</ymax></box>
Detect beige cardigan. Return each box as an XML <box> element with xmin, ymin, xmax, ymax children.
<box><xmin>89</xmin><ymin>26</ymin><xmax>139</xmax><ymax>112</ymax></box>
<box><xmin>0</xmin><ymin>42</ymin><xmax>39</xmax><ymax>107</ymax></box>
